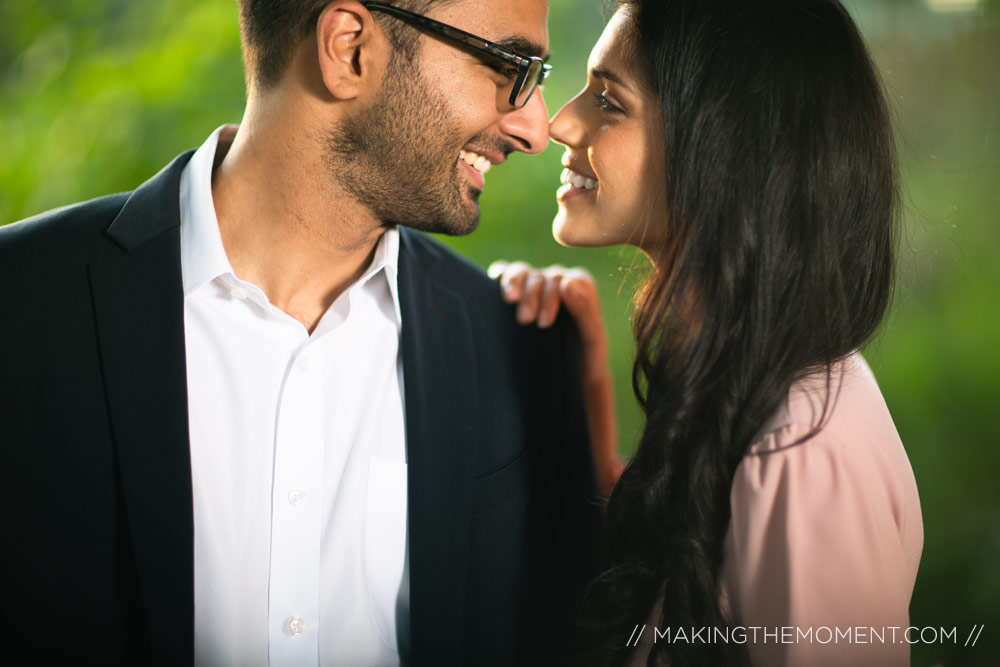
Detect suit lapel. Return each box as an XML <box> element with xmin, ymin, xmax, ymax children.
<box><xmin>88</xmin><ymin>153</ymin><xmax>195</xmax><ymax>665</ymax></box>
<box><xmin>398</xmin><ymin>229</ymin><xmax>479</xmax><ymax>665</ymax></box>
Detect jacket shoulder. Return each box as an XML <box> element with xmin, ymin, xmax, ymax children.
<box><xmin>400</xmin><ymin>228</ymin><xmax>491</xmax><ymax>282</ymax></box>
<box><xmin>0</xmin><ymin>193</ymin><xmax>131</xmax><ymax>257</ymax></box>
<box><xmin>399</xmin><ymin>227</ymin><xmax>580</xmax><ymax>351</ymax></box>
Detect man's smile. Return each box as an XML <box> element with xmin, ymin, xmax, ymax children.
<box><xmin>458</xmin><ymin>148</ymin><xmax>494</xmax><ymax>190</ymax></box>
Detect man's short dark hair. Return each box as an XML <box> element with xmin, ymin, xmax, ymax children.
<box><xmin>237</xmin><ymin>0</ymin><xmax>449</xmax><ymax>89</ymax></box>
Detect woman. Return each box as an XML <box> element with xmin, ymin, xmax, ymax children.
<box><xmin>493</xmin><ymin>1</ymin><xmax>922</xmax><ymax>665</ymax></box>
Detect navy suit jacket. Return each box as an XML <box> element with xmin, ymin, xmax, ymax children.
<box><xmin>0</xmin><ymin>153</ymin><xmax>602</xmax><ymax>666</ymax></box>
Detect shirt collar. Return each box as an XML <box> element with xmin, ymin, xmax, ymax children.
<box><xmin>178</xmin><ymin>125</ymin><xmax>403</xmax><ymax>327</ymax></box>
<box><xmin>179</xmin><ymin>125</ymin><xmax>234</xmax><ymax>296</ymax></box>
<box><xmin>363</xmin><ymin>225</ymin><xmax>403</xmax><ymax>326</ymax></box>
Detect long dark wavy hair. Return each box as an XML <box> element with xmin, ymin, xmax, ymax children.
<box><xmin>576</xmin><ymin>1</ymin><xmax>899</xmax><ymax>665</ymax></box>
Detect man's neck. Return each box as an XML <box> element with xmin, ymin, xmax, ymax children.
<box><xmin>210</xmin><ymin>118</ymin><xmax>387</xmax><ymax>334</ymax></box>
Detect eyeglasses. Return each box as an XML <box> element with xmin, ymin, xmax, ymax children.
<box><xmin>363</xmin><ymin>2</ymin><xmax>550</xmax><ymax>109</ymax></box>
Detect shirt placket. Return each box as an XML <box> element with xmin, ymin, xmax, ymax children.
<box><xmin>268</xmin><ymin>341</ymin><xmax>326</xmax><ymax>666</ymax></box>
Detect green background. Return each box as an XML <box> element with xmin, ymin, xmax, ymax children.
<box><xmin>1</xmin><ymin>0</ymin><xmax>997</xmax><ymax>663</ymax></box>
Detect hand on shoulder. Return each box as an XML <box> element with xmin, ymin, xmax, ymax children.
<box><xmin>489</xmin><ymin>260</ymin><xmax>625</xmax><ymax>498</ymax></box>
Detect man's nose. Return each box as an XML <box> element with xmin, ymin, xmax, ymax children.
<box><xmin>498</xmin><ymin>89</ymin><xmax>550</xmax><ymax>155</ymax></box>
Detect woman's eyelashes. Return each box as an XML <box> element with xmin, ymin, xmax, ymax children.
<box><xmin>593</xmin><ymin>90</ymin><xmax>625</xmax><ymax>114</ymax></box>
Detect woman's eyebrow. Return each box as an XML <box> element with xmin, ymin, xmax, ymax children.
<box><xmin>591</xmin><ymin>66</ymin><xmax>634</xmax><ymax>93</ymax></box>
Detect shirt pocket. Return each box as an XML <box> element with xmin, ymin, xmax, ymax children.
<box><xmin>364</xmin><ymin>455</ymin><xmax>408</xmax><ymax>650</ymax></box>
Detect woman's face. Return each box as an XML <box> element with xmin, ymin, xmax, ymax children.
<box><xmin>549</xmin><ymin>8</ymin><xmax>667</xmax><ymax>249</ymax></box>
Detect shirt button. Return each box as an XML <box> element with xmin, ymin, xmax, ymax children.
<box><xmin>287</xmin><ymin>616</ymin><xmax>305</xmax><ymax>636</ymax></box>
<box><xmin>296</xmin><ymin>356</ymin><xmax>310</xmax><ymax>373</ymax></box>
<box><xmin>230</xmin><ymin>286</ymin><xmax>248</xmax><ymax>300</ymax></box>
<box><xmin>288</xmin><ymin>490</ymin><xmax>307</xmax><ymax>506</ymax></box>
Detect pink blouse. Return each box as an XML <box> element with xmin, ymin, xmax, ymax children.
<box><xmin>630</xmin><ymin>353</ymin><xmax>923</xmax><ymax>666</ymax></box>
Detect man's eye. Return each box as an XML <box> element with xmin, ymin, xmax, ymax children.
<box><xmin>488</xmin><ymin>62</ymin><xmax>520</xmax><ymax>80</ymax></box>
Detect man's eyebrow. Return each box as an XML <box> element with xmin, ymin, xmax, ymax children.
<box><xmin>495</xmin><ymin>36</ymin><xmax>550</xmax><ymax>62</ymax></box>
<box><xmin>592</xmin><ymin>66</ymin><xmax>634</xmax><ymax>92</ymax></box>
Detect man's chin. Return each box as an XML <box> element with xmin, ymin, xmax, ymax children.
<box><xmin>435</xmin><ymin>210</ymin><xmax>480</xmax><ymax>237</ymax></box>
<box><xmin>399</xmin><ymin>205</ymin><xmax>480</xmax><ymax>237</ymax></box>
<box><xmin>434</xmin><ymin>190</ymin><xmax>481</xmax><ymax>236</ymax></box>
<box><xmin>449</xmin><ymin>216</ymin><xmax>480</xmax><ymax>237</ymax></box>
<box><xmin>453</xmin><ymin>191</ymin><xmax>482</xmax><ymax>235</ymax></box>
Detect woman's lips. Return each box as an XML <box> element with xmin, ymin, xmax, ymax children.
<box><xmin>557</xmin><ymin>183</ymin><xmax>597</xmax><ymax>201</ymax></box>
<box><xmin>557</xmin><ymin>166</ymin><xmax>599</xmax><ymax>201</ymax></box>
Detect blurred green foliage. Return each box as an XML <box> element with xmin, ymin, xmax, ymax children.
<box><xmin>1</xmin><ymin>0</ymin><xmax>997</xmax><ymax>664</ymax></box>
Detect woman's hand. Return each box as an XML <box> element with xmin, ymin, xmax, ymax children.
<box><xmin>488</xmin><ymin>261</ymin><xmax>626</xmax><ymax>499</ymax></box>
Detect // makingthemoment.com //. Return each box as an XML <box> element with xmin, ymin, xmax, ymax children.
<box><xmin>625</xmin><ymin>624</ymin><xmax>985</xmax><ymax>648</ymax></box>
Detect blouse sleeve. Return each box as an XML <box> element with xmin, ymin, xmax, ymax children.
<box><xmin>722</xmin><ymin>414</ymin><xmax>922</xmax><ymax>667</ymax></box>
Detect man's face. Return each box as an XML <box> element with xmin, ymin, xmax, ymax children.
<box><xmin>325</xmin><ymin>0</ymin><xmax>551</xmax><ymax>236</ymax></box>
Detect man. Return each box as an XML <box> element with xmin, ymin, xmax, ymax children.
<box><xmin>0</xmin><ymin>1</ymin><xmax>601</xmax><ymax>665</ymax></box>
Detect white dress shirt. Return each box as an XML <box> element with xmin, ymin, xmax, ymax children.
<box><xmin>179</xmin><ymin>126</ymin><xmax>409</xmax><ymax>667</ymax></box>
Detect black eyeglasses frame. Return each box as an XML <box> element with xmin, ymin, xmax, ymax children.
<box><xmin>362</xmin><ymin>2</ymin><xmax>550</xmax><ymax>108</ymax></box>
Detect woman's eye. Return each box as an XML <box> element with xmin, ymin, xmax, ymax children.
<box><xmin>593</xmin><ymin>91</ymin><xmax>623</xmax><ymax>113</ymax></box>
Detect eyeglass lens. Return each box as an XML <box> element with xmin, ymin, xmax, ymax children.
<box><xmin>513</xmin><ymin>60</ymin><xmax>544</xmax><ymax>108</ymax></box>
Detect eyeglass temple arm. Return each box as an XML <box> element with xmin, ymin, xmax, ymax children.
<box><xmin>363</xmin><ymin>2</ymin><xmax>531</xmax><ymax>66</ymax></box>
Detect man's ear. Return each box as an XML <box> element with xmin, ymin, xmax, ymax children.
<box><xmin>316</xmin><ymin>1</ymin><xmax>389</xmax><ymax>101</ymax></box>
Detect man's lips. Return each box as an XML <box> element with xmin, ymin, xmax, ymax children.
<box><xmin>460</xmin><ymin>148</ymin><xmax>501</xmax><ymax>172</ymax></box>
<box><xmin>460</xmin><ymin>159</ymin><xmax>485</xmax><ymax>190</ymax></box>
<box><xmin>459</xmin><ymin>148</ymin><xmax>500</xmax><ymax>191</ymax></box>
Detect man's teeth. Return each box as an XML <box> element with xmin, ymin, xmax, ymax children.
<box><xmin>560</xmin><ymin>168</ymin><xmax>598</xmax><ymax>191</ymax></box>
<box><xmin>459</xmin><ymin>149</ymin><xmax>493</xmax><ymax>175</ymax></box>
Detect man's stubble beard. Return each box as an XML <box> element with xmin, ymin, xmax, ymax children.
<box><xmin>324</xmin><ymin>53</ymin><xmax>481</xmax><ymax>236</ymax></box>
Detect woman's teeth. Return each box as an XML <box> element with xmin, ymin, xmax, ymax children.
<box><xmin>460</xmin><ymin>149</ymin><xmax>493</xmax><ymax>175</ymax></box>
<box><xmin>560</xmin><ymin>168</ymin><xmax>598</xmax><ymax>191</ymax></box>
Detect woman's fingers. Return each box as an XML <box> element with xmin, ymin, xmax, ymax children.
<box><xmin>489</xmin><ymin>260</ymin><xmax>534</xmax><ymax>303</ymax></box>
<box><xmin>490</xmin><ymin>261</ymin><xmax>598</xmax><ymax>331</ymax></box>
<box><xmin>536</xmin><ymin>266</ymin><xmax>567</xmax><ymax>329</ymax></box>
<box><xmin>516</xmin><ymin>271</ymin><xmax>546</xmax><ymax>324</ymax></box>
<box><xmin>560</xmin><ymin>271</ymin><xmax>604</xmax><ymax>342</ymax></box>
<box><xmin>559</xmin><ymin>269</ymin><xmax>600</xmax><ymax>320</ymax></box>
<box><xmin>486</xmin><ymin>260</ymin><xmax>509</xmax><ymax>280</ymax></box>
